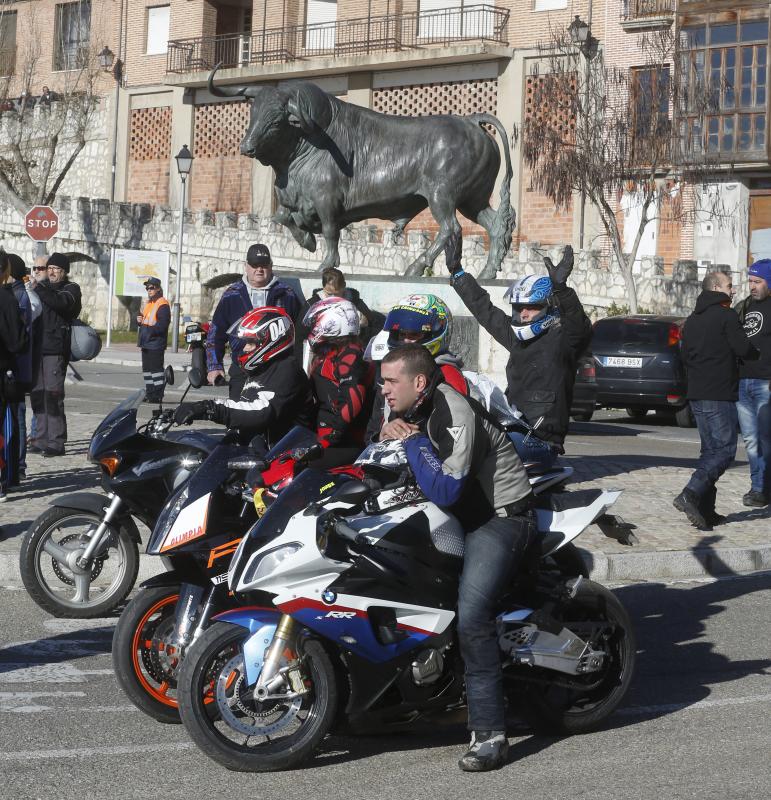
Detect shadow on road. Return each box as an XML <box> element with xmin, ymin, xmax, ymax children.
<box><xmin>0</xmin><ymin>625</ymin><xmax>115</xmax><ymax>675</ymax></box>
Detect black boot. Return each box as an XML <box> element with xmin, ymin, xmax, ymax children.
<box><xmin>700</xmin><ymin>487</ymin><xmax>726</xmax><ymax>527</ymax></box>
<box><xmin>673</xmin><ymin>488</ymin><xmax>708</xmax><ymax>529</ymax></box>
<box><xmin>458</xmin><ymin>731</ymin><xmax>509</xmax><ymax>772</ymax></box>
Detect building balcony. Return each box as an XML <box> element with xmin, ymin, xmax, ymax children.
<box><xmin>166</xmin><ymin>5</ymin><xmax>510</xmax><ymax>84</ymax></box>
<box><xmin>620</xmin><ymin>0</ymin><xmax>674</xmax><ymax>32</ymax></box>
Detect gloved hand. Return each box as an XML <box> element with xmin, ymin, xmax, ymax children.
<box><xmin>174</xmin><ymin>401</ymin><xmax>212</xmax><ymax>425</ymax></box>
<box><xmin>444</xmin><ymin>231</ymin><xmax>463</xmax><ymax>277</ymax></box>
<box><xmin>543</xmin><ymin>245</ymin><xmax>574</xmax><ymax>288</ymax></box>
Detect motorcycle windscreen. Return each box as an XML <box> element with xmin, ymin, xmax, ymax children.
<box><xmin>87</xmin><ymin>389</ymin><xmax>145</xmax><ymax>460</ymax></box>
<box><xmin>262</xmin><ymin>426</ymin><xmax>319</xmax><ymax>461</ymax></box>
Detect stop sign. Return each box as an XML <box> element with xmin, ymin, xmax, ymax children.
<box><xmin>25</xmin><ymin>205</ymin><xmax>59</xmax><ymax>241</ymax></box>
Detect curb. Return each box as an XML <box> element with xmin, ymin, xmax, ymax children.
<box><xmin>0</xmin><ymin>545</ymin><xmax>769</xmax><ymax>590</ymax></box>
<box><xmin>92</xmin><ymin>356</ymin><xmax>191</xmax><ymax>369</ymax></box>
<box><xmin>578</xmin><ymin>544</ymin><xmax>771</xmax><ymax>582</ymax></box>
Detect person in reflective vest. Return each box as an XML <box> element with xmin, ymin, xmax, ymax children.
<box><xmin>136</xmin><ymin>277</ymin><xmax>170</xmax><ymax>404</ymax></box>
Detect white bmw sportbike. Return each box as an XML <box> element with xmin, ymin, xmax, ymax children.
<box><xmin>177</xmin><ymin>442</ymin><xmax>636</xmax><ymax>772</ymax></box>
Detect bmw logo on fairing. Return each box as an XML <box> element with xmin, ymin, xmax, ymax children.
<box><xmin>321</xmin><ymin>590</ymin><xmax>337</xmax><ymax>605</ymax></box>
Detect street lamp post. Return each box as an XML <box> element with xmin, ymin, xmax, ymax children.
<box><xmin>171</xmin><ymin>145</ymin><xmax>193</xmax><ymax>353</ymax></box>
<box><xmin>568</xmin><ymin>13</ymin><xmax>598</xmax><ymax>250</ymax></box>
<box><xmin>98</xmin><ymin>46</ymin><xmax>123</xmax><ymax>203</ymax></box>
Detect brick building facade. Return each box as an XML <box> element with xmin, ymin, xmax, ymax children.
<box><xmin>2</xmin><ymin>0</ymin><xmax>770</xmax><ymax>274</ymax></box>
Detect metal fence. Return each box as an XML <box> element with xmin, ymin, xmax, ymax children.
<box><xmin>621</xmin><ymin>0</ymin><xmax>674</xmax><ymax>19</ymax></box>
<box><xmin>167</xmin><ymin>5</ymin><xmax>509</xmax><ymax>73</ymax></box>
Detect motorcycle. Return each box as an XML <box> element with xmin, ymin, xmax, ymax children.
<box><xmin>175</xmin><ymin>443</ymin><xmax>636</xmax><ymax>772</ymax></box>
<box><xmin>111</xmin><ymin>426</ymin><xmax>330</xmax><ymax>723</ymax></box>
<box><xmin>19</xmin><ymin>368</ymin><xmax>217</xmax><ymax>618</ymax></box>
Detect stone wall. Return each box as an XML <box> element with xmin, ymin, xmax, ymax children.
<box><xmin>0</xmin><ymin>196</ymin><xmax>719</xmax><ymax>342</ymax></box>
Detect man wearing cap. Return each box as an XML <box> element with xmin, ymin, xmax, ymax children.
<box><xmin>206</xmin><ymin>243</ymin><xmax>306</xmax><ymax>400</ymax></box>
<box><xmin>136</xmin><ymin>277</ymin><xmax>170</xmax><ymax>404</ymax></box>
<box><xmin>29</xmin><ymin>252</ymin><xmax>81</xmax><ymax>457</ymax></box>
<box><xmin>734</xmin><ymin>259</ymin><xmax>771</xmax><ymax>508</ymax></box>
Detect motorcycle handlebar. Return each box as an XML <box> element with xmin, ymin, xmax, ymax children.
<box><xmin>332</xmin><ymin>518</ymin><xmax>361</xmax><ymax>543</ymax></box>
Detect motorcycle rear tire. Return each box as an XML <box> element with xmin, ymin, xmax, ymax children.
<box><xmin>518</xmin><ymin>580</ymin><xmax>635</xmax><ymax>735</ymax></box>
<box><xmin>19</xmin><ymin>506</ymin><xmax>139</xmax><ymax>619</ymax></box>
<box><xmin>112</xmin><ymin>584</ymin><xmax>183</xmax><ymax>724</ymax></box>
<box><xmin>178</xmin><ymin>622</ymin><xmax>338</xmax><ymax>772</ymax></box>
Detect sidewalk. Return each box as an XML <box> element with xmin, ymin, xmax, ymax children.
<box><xmin>0</xmin><ymin>405</ymin><xmax>769</xmax><ymax>587</ymax></box>
<box><xmin>91</xmin><ymin>343</ymin><xmax>192</xmax><ymax>370</ymax></box>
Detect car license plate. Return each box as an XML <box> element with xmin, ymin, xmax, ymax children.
<box><xmin>186</xmin><ymin>332</ymin><xmax>203</xmax><ymax>342</ymax></box>
<box><xmin>603</xmin><ymin>356</ymin><xmax>643</xmax><ymax>368</ymax></box>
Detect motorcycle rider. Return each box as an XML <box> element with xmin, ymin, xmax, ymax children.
<box><xmin>174</xmin><ymin>307</ymin><xmax>314</xmax><ymax>445</ymax></box>
<box><xmin>446</xmin><ymin>234</ymin><xmax>592</xmax><ymax>469</ymax></box>
<box><xmin>303</xmin><ymin>297</ymin><xmax>374</xmax><ymax>460</ymax></box>
<box><xmin>379</xmin><ymin>343</ymin><xmax>534</xmax><ymax>772</ymax></box>
<box><xmin>365</xmin><ymin>293</ymin><xmax>467</xmax><ymax>441</ymax></box>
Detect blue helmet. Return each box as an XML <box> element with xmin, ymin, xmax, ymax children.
<box><xmin>503</xmin><ymin>274</ymin><xmax>560</xmax><ymax>341</ymax></box>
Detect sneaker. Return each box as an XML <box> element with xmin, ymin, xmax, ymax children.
<box><xmin>673</xmin><ymin>489</ymin><xmax>708</xmax><ymax>529</ymax></box>
<box><xmin>0</xmin><ymin>488</ymin><xmax>7</xmax><ymax>503</ymax></box>
<box><xmin>458</xmin><ymin>730</ymin><xmax>509</xmax><ymax>772</ymax></box>
<box><xmin>742</xmin><ymin>490</ymin><xmax>768</xmax><ymax>508</ymax></box>
<box><xmin>27</xmin><ymin>445</ymin><xmax>44</xmax><ymax>455</ymax></box>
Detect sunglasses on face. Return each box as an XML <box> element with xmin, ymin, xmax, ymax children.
<box><xmin>33</xmin><ymin>267</ymin><xmax>46</xmax><ymax>272</ymax></box>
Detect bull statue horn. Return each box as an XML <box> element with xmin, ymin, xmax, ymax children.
<box><xmin>207</xmin><ymin>63</ymin><xmax>248</xmax><ymax>98</ymax></box>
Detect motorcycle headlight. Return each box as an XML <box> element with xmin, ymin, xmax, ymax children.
<box><xmin>155</xmin><ymin>486</ymin><xmax>189</xmax><ymax>549</ymax></box>
<box><xmin>239</xmin><ymin>543</ymin><xmax>302</xmax><ymax>588</ymax></box>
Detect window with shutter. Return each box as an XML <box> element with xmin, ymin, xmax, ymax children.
<box><xmin>306</xmin><ymin>0</ymin><xmax>337</xmax><ymax>51</ymax></box>
<box><xmin>146</xmin><ymin>6</ymin><xmax>170</xmax><ymax>56</ymax></box>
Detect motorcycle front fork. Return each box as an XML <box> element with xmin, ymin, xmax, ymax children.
<box><xmin>75</xmin><ymin>494</ymin><xmax>124</xmax><ymax>570</ymax></box>
<box><xmin>172</xmin><ymin>583</ymin><xmax>221</xmax><ymax>651</ymax></box>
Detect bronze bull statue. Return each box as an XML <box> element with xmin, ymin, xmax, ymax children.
<box><xmin>209</xmin><ymin>65</ymin><xmax>515</xmax><ymax>278</ymax></box>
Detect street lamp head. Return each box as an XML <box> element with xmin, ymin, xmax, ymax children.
<box><xmin>175</xmin><ymin>145</ymin><xmax>193</xmax><ymax>177</ymax></box>
<box><xmin>98</xmin><ymin>46</ymin><xmax>115</xmax><ymax>71</ymax></box>
<box><xmin>568</xmin><ymin>15</ymin><xmax>590</xmax><ymax>46</ymax></box>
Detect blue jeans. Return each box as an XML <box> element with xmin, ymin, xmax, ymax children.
<box><xmin>508</xmin><ymin>431</ymin><xmax>558</xmax><ymax>472</ymax></box>
<box><xmin>16</xmin><ymin>400</ymin><xmax>27</xmax><ymax>470</ymax></box>
<box><xmin>456</xmin><ymin>513</ymin><xmax>536</xmax><ymax>731</ymax></box>
<box><xmin>736</xmin><ymin>379</ymin><xmax>771</xmax><ymax>495</ymax></box>
<box><xmin>685</xmin><ymin>400</ymin><xmax>738</xmax><ymax>500</ymax></box>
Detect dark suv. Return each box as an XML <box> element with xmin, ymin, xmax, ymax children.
<box><xmin>592</xmin><ymin>315</ymin><xmax>693</xmax><ymax>427</ymax></box>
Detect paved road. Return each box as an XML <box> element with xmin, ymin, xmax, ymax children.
<box><xmin>0</xmin><ymin>575</ymin><xmax>769</xmax><ymax>800</ymax></box>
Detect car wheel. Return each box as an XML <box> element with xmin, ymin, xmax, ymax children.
<box><xmin>675</xmin><ymin>404</ymin><xmax>695</xmax><ymax>428</ymax></box>
<box><xmin>626</xmin><ymin>407</ymin><xmax>648</xmax><ymax>420</ymax></box>
<box><xmin>572</xmin><ymin>411</ymin><xmax>594</xmax><ymax>422</ymax></box>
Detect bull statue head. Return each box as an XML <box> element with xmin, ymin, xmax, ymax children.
<box><xmin>208</xmin><ymin>65</ymin><xmax>333</xmax><ymax>166</ymax></box>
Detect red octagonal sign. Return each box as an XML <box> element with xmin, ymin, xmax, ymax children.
<box><xmin>25</xmin><ymin>205</ymin><xmax>59</xmax><ymax>242</ymax></box>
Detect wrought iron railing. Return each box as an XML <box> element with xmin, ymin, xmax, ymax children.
<box><xmin>167</xmin><ymin>5</ymin><xmax>509</xmax><ymax>73</ymax></box>
<box><xmin>621</xmin><ymin>0</ymin><xmax>674</xmax><ymax>20</ymax></box>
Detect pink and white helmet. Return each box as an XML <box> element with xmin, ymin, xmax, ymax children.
<box><xmin>303</xmin><ymin>296</ymin><xmax>360</xmax><ymax>347</ymax></box>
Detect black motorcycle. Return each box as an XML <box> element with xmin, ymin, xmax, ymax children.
<box><xmin>19</xmin><ymin>370</ymin><xmax>218</xmax><ymax>618</ymax></box>
<box><xmin>111</xmin><ymin>427</ymin><xmax>327</xmax><ymax>723</ymax></box>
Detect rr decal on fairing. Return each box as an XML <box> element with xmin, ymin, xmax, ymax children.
<box><xmin>324</xmin><ymin>611</ymin><xmax>356</xmax><ymax>619</ymax></box>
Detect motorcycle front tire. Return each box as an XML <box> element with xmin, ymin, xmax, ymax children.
<box><xmin>19</xmin><ymin>506</ymin><xmax>139</xmax><ymax>619</ymax></box>
<box><xmin>517</xmin><ymin>579</ymin><xmax>636</xmax><ymax>735</ymax></box>
<box><xmin>112</xmin><ymin>584</ymin><xmax>183</xmax><ymax>724</ymax></box>
<box><xmin>178</xmin><ymin>621</ymin><xmax>338</xmax><ymax>772</ymax></box>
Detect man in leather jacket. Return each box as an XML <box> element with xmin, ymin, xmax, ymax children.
<box><xmin>379</xmin><ymin>344</ymin><xmax>533</xmax><ymax>773</ymax></box>
<box><xmin>445</xmin><ymin>235</ymin><xmax>591</xmax><ymax>468</ymax></box>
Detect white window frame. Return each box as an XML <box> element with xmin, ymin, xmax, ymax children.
<box><xmin>146</xmin><ymin>5</ymin><xmax>170</xmax><ymax>56</ymax></box>
<box><xmin>533</xmin><ymin>0</ymin><xmax>567</xmax><ymax>11</ymax></box>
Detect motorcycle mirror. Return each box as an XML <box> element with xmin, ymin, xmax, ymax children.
<box><xmin>329</xmin><ymin>480</ymin><xmax>371</xmax><ymax>507</ymax></box>
<box><xmin>165</xmin><ymin>365</ymin><xmax>175</xmax><ymax>387</ymax></box>
<box><xmin>187</xmin><ymin>367</ymin><xmax>204</xmax><ymax>389</ymax></box>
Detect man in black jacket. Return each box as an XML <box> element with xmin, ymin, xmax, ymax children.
<box><xmin>445</xmin><ymin>235</ymin><xmax>592</xmax><ymax>468</ymax></box>
<box><xmin>675</xmin><ymin>271</ymin><xmax>758</xmax><ymax>528</ymax></box>
<box><xmin>29</xmin><ymin>252</ymin><xmax>82</xmax><ymax>457</ymax></box>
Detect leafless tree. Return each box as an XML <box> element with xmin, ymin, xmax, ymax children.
<box><xmin>522</xmin><ymin>26</ymin><xmax>735</xmax><ymax>312</ymax></box>
<box><xmin>0</xmin><ymin>0</ymin><xmax>106</xmax><ymax>216</ymax></box>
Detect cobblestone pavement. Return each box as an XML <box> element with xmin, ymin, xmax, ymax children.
<box><xmin>1</xmin><ymin>394</ymin><xmax>769</xmax><ymax>581</ymax></box>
